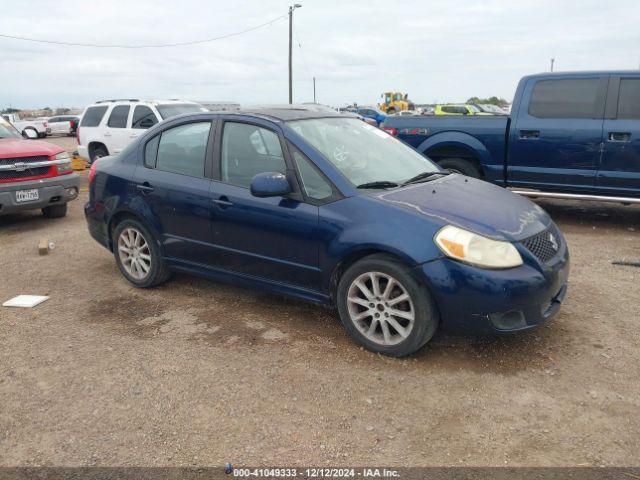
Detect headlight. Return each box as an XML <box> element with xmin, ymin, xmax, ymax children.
<box><xmin>55</xmin><ymin>152</ymin><xmax>71</xmax><ymax>161</ymax></box>
<box><xmin>434</xmin><ymin>225</ymin><xmax>523</xmax><ymax>269</ymax></box>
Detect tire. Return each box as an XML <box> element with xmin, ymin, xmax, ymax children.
<box><xmin>437</xmin><ymin>158</ymin><xmax>481</xmax><ymax>178</ymax></box>
<box><xmin>336</xmin><ymin>254</ymin><xmax>438</xmax><ymax>357</ymax></box>
<box><xmin>112</xmin><ymin>218</ymin><xmax>170</xmax><ymax>288</ymax></box>
<box><xmin>42</xmin><ymin>203</ymin><xmax>68</xmax><ymax>218</ymax></box>
<box><xmin>387</xmin><ymin>107</ymin><xmax>396</xmax><ymax>114</ymax></box>
<box><xmin>90</xmin><ymin>147</ymin><xmax>108</xmax><ymax>164</ymax></box>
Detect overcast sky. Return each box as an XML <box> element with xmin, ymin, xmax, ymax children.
<box><xmin>1</xmin><ymin>0</ymin><xmax>639</xmax><ymax>109</ymax></box>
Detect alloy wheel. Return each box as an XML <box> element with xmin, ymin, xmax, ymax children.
<box><xmin>346</xmin><ymin>271</ymin><xmax>415</xmax><ymax>346</ymax></box>
<box><xmin>117</xmin><ymin>227</ymin><xmax>152</xmax><ymax>280</ymax></box>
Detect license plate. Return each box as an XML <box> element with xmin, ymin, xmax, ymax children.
<box><xmin>15</xmin><ymin>189</ymin><xmax>39</xmax><ymax>202</ymax></box>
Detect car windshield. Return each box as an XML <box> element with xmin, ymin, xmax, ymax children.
<box><xmin>156</xmin><ymin>103</ymin><xmax>206</xmax><ymax>120</ymax></box>
<box><xmin>0</xmin><ymin>117</ymin><xmax>21</xmax><ymax>139</ymax></box>
<box><xmin>288</xmin><ymin>117</ymin><xmax>439</xmax><ymax>187</ymax></box>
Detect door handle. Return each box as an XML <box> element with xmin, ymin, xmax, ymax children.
<box><xmin>136</xmin><ymin>182</ymin><xmax>155</xmax><ymax>195</ymax></box>
<box><xmin>103</xmin><ymin>132</ymin><xmax>111</xmax><ymax>137</ymax></box>
<box><xmin>519</xmin><ymin>130</ymin><xmax>540</xmax><ymax>139</ymax></box>
<box><xmin>608</xmin><ymin>132</ymin><xmax>631</xmax><ymax>142</ymax></box>
<box><xmin>212</xmin><ymin>196</ymin><xmax>233</xmax><ymax>208</ymax></box>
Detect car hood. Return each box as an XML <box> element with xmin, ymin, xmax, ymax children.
<box><xmin>0</xmin><ymin>138</ymin><xmax>64</xmax><ymax>159</ymax></box>
<box><xmin>374</xmin><ymin>174</ymin><xmax>550</xmax><ymax>241</ymax></box>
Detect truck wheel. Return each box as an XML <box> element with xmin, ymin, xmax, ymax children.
<box><xmin>90</xmin><ymin>147</ymin><xmax>108</xmax><ymax>164</ymax></box>
<box><xmin>336</xmin><ymin>254</ymin><xmax>438</xmax><ymax>357</ymax></box>
<box><xmin>112</xmin><ymin>218</ymin><xmax>170</xmax><ymax>288</ymax></box>
<box><xmin>438</xmin><ymin>158</ymin><xmax>481</xmax><ymax>178</ymax></box>
<box><xmin>42</xmin><ymin>204</ymin><xmax>68</xmax><ymax>218</ymax></box>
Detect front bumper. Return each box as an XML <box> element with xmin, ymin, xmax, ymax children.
<box><xmin>0</xmin><ymin>174</ymin><xmax>80</xmax><ymax>215</ymax></box>
<box><xmin>417</xmin><ymin>247</ymin><xmax>570</xmax><ymax>335</ymax></box>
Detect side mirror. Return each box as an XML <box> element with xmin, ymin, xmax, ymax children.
<box><xmin>250</xmin><ymin>172</ymin><xmax>291</xmax><ymax>198</ymax></box>
<box><xmin>23</xmin><ymin>129</ymin><xmax>38</xmax><ymax>139</ymax></box>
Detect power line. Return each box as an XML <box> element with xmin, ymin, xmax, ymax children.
<box><xmin>0</xmin><ymin>13</ymin><xmax>287</xmax><ymax>48</ymax></box>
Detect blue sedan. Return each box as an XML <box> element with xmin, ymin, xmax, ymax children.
<box><xmin>85</xmin><ymin>108</ymin><xmax>569</xmax><ymax>357</ymax></box>
<box><xmin>356</xmin><ymin>107</ymin><xmax>387</xmax><ymax>126</ymax></box>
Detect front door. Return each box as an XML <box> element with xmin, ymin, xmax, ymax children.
<box><xmin>508</xmin><ymin>76</ymin><xmax>607</xmax><ymax>192</ymax></box>
<box><xmin>209</xmin><ymin>120</ymin><xmax>321</xmax><ymax>291</ymax></box>
<box><xmin>598</xmin><ymin>76</ymin><xmax>640</xmax><ymax>196</ymax></box>
<box><xmin>132</xmin><ymin>120</ymin><xmax>215</xmax><ymax>265</ymax></box>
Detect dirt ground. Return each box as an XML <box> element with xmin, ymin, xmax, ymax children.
<box><xmin>0</xmin><ymin>137</ymin><xmax>639</xmax><ymax>467</ymax></box>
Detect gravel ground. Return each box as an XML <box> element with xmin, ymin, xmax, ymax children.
<box><xmin>1</xmin><ymin>137</ymin><xmax>639</xmax><ymax>467</ymax></box>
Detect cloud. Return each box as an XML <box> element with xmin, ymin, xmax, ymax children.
<box><xmin>0</xmin><ymin>0</ymin><xmax>639</xmax><ymax>109</ymax></box>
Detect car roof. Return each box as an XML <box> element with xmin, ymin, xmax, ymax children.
<box><xmin>235</xmin><ymin>106</ymin><xmax>354</xmax><ymax>122</ymax></box>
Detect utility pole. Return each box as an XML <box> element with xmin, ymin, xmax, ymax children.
<box><xmin>550</xmin><ymin>58</ymin><xmax>555</xmax><ymax>72</ymax></box>
<box><xmin>313</xmin><ymin>77</ymin><xmax>316</xmax><ymax>103</ymax></box>
<box><xmin>288</xmin><ymin>4</ymin><xmax>302</xmax><ymax>104</ymax></box>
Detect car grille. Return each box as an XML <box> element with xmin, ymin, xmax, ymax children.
<box><xmin>0</xmin><ymin>156</ymin><xmax>52</xmax><ymax>181</ymax></box>
<box><xmin>0</xmin><ymin>155</ymin><xmax>49</xmax><ymax>166</ymax></box>
<box><xmin>521</xmin><ymin>225</ymin><xmax>563</xmax><ymax>264</ymax></box>
<box><xmin>0</xmin><ymin>167</ymin><xmax>50</xmax><ymax>180</ymax></box>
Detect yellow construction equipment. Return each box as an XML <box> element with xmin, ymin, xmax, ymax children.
<box><xmin>379</xmin><ymin>91</ymin><xmax>414</xmax><ymax>114</ymax></box>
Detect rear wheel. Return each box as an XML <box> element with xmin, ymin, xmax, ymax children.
<box><xmin>438</xmin><ymin>158</ymin><xmax>481</xmax><ymax>178</ymax></box>
<box><xmin>90</xmin><ymin>147</ymin><xmax>108</xmax><ymax>164</ymax></box>
<box><xmin>337</xmin><ymin>255</ymin><xmax>438</xmax><ymax>357</ymax></box>
<box><xmin>112</xmin><ymin>219</ymin><xmax>170</xmax><ymax>288</ymax></box>
<box><xmin>42</xmin><ymin>203</ymin><xmax>67</xmax><ymax>218</ymax></box>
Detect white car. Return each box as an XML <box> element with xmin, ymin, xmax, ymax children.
<box><xmin>40</xmin><ymin>115</ymin><xmax>79</xmax><ymax>136</ymax></box>
<box><xmin>1</xmin><ymin>113</ymin><xmax>48</xmax><ymax>138</ymax></box>
<box><xmin>77</xmin><ymin>99</ymin><xmax>206</xmax><ymax>163</ymax></box>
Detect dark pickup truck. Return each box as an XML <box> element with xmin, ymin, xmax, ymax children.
<box><xmin>382</xmin><ymin>71</ymin><xmax>640</xmax><ymax>203</ymax></box>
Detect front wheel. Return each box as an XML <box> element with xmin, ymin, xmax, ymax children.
<box><xmin>336</xmin><ymin>255</ymin><xmax>438</xmax><ymax>357</ymax></box>
<box><xmin>438</xmin><ymin>158</ymin><xmax>481</xmax><ymax>178</ymax></box>
<box><xmin>112</xmin><ymin>219</ymin><xmax>170</xmax><ymax>288</ymax></box>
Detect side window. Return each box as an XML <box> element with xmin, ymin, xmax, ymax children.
<box><xmin>80</xmin><ymin>106</ymin><xmax>108</xmax><ymax>127</ymax></box>
<box><xmin>155</xmin><ymin>122</ymin><xmax>211</xmax><ymax>177</ymax></box>
<box><xmin>107</xmin><ymin>105</ymin><xmax>130</xmax><ymax>128</ymax></box>
<box><xmin>132</xmin><ymin>106</ymin><xmax>159</xmax><ymax>129</ymax></box>
<box><xmin>144</xmin><ymin>135</ymin><xmax>160</xmax><ymax>167</ymax></box>
<box><xmin>617</xmin><ymin>79</ymin><xmax>640</xmax><ymax>119</ymax></box>
<box><xmin>291</xmin><ymin>148</ymin><xmax>333</xmax><ymax>201</ymax></box>
<box><xmin>221</xmin><ymin>122</ymin><xmax>286</xmax><ymax>188</ymax></box>
<box><xmin>529</xmin><ymin>78</ymin><xmax>602</xmax><ymax>118</ymax></box>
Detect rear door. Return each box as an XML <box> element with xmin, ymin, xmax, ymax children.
<box><xmin>132</xmin><ymin>119</ymin><xmax>216</xmax><ymax>264</ymax></box>
<box><xmin>104</xmin><ymin>105</ymin><xmax>132</xmax><ymax>154</ymax></box>
<box><xmin>598</xmin><ymin>76</ymin><xmax>640</xmax><ymax>196</ymax></box>
<box><xmin>508</xmin><ymin>76</ymin><xmax>608</xmax><ymax>191</ymax></box>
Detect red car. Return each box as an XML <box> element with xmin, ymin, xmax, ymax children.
<box><xmin>0</xmin><ymin>117</ymin><xmax>79</xmax><ymax>218</ymax></box>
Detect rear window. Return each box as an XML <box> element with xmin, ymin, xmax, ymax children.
<box><xmin>156</xmin><ymin>103</ymin><xmax>205</xmax><ymax>120</ymax></box>
<box><xmin>80</xmin><ymin>106</ymin><xmax>108</xmax><ymax>127</ymax></box>
<box><xmin>617</xmin><ymin>79</ymin><xmax>640</xmax><ymax>119</ymax></box>
<box><xmin>529</xmin><ymin>78</ymin><xmax>602</xmax><ymax>118</ymax></box>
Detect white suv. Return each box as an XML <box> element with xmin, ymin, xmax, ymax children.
<box><xmin>77</xmin><ymin>99</ymin><xmax>206</xmax><ymax>163</ymax></box>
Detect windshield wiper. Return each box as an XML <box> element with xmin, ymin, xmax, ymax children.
<box><xmin>401</xmin><ymin>170</ymin><xmax>450</xmax><ymax>186</ymax></box>
<box><xmin>357</xmin><ymin>181</ymin><xmax>399</xmax><ymax>189</ymax></box>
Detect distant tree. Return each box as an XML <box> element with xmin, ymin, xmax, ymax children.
<box><xmin>55</xmin><ymin>108</ymin><xmax>70</xmax><ymax>115</ymax></box>
<box><xmin>466</xmin><ymin>96</ymin><xmax>509</xmax><ymax>106</ymax></box>
<box><xmin>1</xmin><ymin>107</ymin><xmax>20</xmax><ymax>114</ymax></box>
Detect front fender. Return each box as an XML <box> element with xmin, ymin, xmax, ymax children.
<box><xmin>417</xmin><ymin>131</ymin><xmax>492</xmax><ymax>165</ymax></box>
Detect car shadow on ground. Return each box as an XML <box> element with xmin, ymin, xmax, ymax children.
<box><xmin>536</xmin><ymin>200</ymin><xmax>640</xmax><ymax>231</ymax></box>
